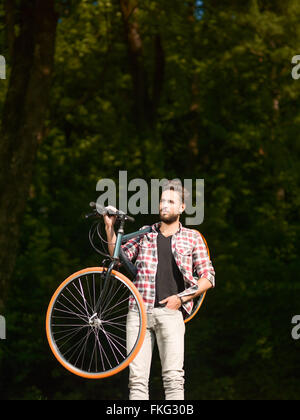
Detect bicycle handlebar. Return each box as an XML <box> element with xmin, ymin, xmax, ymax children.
<box><xmin>87</xmin><ymin>202</ymin><xmax>135</xmax><ymax>223</ymax></box>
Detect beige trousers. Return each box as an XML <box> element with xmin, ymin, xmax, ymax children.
<box><xmin>126</xmin><ymin>307</ymin><xmax>186</xmax><ymax>400</ymax></box>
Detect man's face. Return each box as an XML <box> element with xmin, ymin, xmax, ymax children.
<box><xmin>159</xmin><ymin>189</ymin><xmax>185</xmax><ymax>224</ymax></box>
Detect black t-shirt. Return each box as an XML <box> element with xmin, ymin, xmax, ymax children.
<box><xmin>154</xmin><ymin>230</ymin><xmax>185</xmax><ymax>307</ymax></box>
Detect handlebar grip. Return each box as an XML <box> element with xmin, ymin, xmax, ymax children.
<box><xmin>90</xmin><ymin>202</ymin><xmax>135</xmax><ymax>223</ymax></box>
<box><xmin>125</xmin><ymin>214</ymin><xmax>135</xmax><ymax>223</ymax></box>
<box><xmin>85</xmin><ymin>210</ymin><xmax>98</xmax><ymax>219</ymax></box>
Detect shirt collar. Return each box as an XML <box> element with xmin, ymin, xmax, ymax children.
<box><xmin>152</xmin><ymin>221</ymin><xmax>182</xmax><ymax>235</ymax></box>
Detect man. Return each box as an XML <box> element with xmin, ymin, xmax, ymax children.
<box><xmin>104</xmin><ymin>180</ymin><xmax>215</xmax><ymax>400</ymax></box>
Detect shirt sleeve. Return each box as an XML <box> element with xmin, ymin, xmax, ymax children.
<box><xmin>177</xmin><ymin>231</ymin><xmax>215</xmax><ymax>298</ymax></box>
<box><xmin>121</xmin><ymin>225</ymin><xmax>150</xmax><ymax>262</ymax></box>
<box><xmin>192</xmin><ymin>231</ymin><xmax>215</xmax><ymax>287</ymax></box>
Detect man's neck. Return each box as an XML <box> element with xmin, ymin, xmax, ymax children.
<box><xmin>159</xmin><ymin>220</ymin><xmax>180</xmax><ymax>237</ymax></box>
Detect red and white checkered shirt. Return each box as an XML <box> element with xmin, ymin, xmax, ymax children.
<box><xmin>122</xmin><ymin>221</ymin><xmax>215</xmax><ymax>315</ymax></box>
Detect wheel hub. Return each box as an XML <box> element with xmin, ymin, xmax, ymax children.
<box><xmin>89</xmin><ymin>313</ymin><xmax>102</xmax><ymax>328</ymax></box>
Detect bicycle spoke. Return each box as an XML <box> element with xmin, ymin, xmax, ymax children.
<box><xmin>76</xmin><ymin>278</ymin><xmax>94</xmax><ymax>315</ymax></box>
<box><xmin>54</xmin><ymin>302</ymin><xmax>88</xmax><ymax>323</ymax></box>
<box><xmin>100</xmin><ymin>327</ymin><xmax>123</xmax><ymax>366</ymax></box>
<box><xmin>102</xmin><ymin>313</ymin><xmax>128</xmax><ymax>324</ymax></box>
<box><xmin>59</xmin><ymin>292</ymin><xmax>89</xmax><ymax>321</ymax></box>
<box><xmin>96</xmin><ymin>275</ymin><xmax>120</xmax><ymax>316</ymax></box>
<box><xmin>101</xmin><ymin>287</ymin><xmax>129</xmax><ymax>320</ymax></box>
<box><xmin>64</xmin><ymin>283</ymin><xmax>91</xmax><ymax>319</ymax></box>
<box><xmin>102</xmin><ymin>328</ymin><xmax>127</xmax><ymax>346</ymax></box>
<box><xmin>63</xmin><ymin>328</ymin><xmax>92</xmax><ymax>361</ymax></box>
<box><xmin>87</xmin><ymin>332</ymin><xmax>96</xmax><ymax>373</ymax></box>
<box><xmin>100</xmin><ymin>280</ymin><xmax>124</xmax><ymax>316</ymax></box>
<box><xmin>96</xmin><ymin>329</ymin><xmax>114</xmax><ymax>371</ymax></box>
<box><xmin>85</xmin><ymin>275</ymin><xmax>94</xmax><ymax>313</ymax></box>
<box><xmin>53</xmin><ymin>325</ymin><xmax>89</xmax><ymax>343</ymax></box>
<box><xmin>52</xmin><ymin>315</ymin><xmax>85</xmax><ymax>321</ymax></box>
<box><xmin>75</xmin><ymin>328</ymin><xmax>93</xmax><ymax>370</ymax></box>
<box><xmin>101</xmin><ymin>320</ymin><xmax>127</xmax><ymax>334</ymax></box>
<box><xmin>59</xmin><ymin>328</ymin><xmax>89</xmax><ymax>357</ymax></box>
<box><xmin>101</xmin><ymin>295</ymin><xmax>129</xmax><ymax>321</ymax></box>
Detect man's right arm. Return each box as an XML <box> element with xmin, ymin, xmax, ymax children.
<box><xmin>104</xmin><ymin>207</ymin><xmax>147</xmax><ymax>261</ymax></box>
<box><xmin>106</xmin><ymin>226</ymin><xmax>117</xmax><ymax>257</ymax></box>
<box><xmin>103</xmin><ymin>206</ymin><xmax>118</xmax><ymax>257</ymax></box>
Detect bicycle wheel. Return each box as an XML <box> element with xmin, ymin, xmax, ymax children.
<box><xmin>46</xmin><ymin>267</ymin><xmax>146</xmax><ymax>379</ymax></box>
<box><xmin>184</xmin><ymin>231</ymin><xmax>211</xmax><ymax>324</ymax></box>
<box><xmin>183</xmin><ymin>291</ymin><xmax>206</xmax><ymax>324</ymax></box>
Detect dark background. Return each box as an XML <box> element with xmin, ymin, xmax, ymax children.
<box><xmin>0</xmin><ymin>0</ymin><xmax>300</xmax><ymax>400</ymax></box>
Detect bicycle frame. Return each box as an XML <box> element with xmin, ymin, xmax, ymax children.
<box><xmin>95</xmin><ymin>218</ymin><xmax>151</xmax><ymax>314</ymax></box>
<box><xmin>90</xmin><ymin>215</ymin><xmax>209</xmax><ymax>324</ymax></box>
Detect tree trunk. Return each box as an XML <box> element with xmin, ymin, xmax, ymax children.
<box><xmin>119</xmin><ymin>0</ymin><xmax>165</xmax><ymax>129</ymax></box>
<box><xmin>119</xmin><ymin>0</ymin><xmax>166</xmax><ymax>178</ymax></box>
<box><xmin>0</xmin><ymin>0</ymin><xmax>58</xmax><ymax>314</ymax></box>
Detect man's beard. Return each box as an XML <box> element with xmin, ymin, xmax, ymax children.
<box><xmin>159</xmin><ymin>212</ymin><xmax>179</xmax><ymax>224</ymax></box>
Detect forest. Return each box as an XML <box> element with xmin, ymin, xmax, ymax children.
<box><xmin>0</xmin><ymin>0</ymin><xmax>300</xmax><ymax>400</ymax></box>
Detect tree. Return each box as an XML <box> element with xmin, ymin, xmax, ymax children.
<box><xmin>119</xmin><ymin>0</ymin><xmax>165</xmax><ymax>129</ymax></box>
<box><xmin>0</xmin><ymin>0</ymin><xmax>58</xmax><ymax>313</ymax></box>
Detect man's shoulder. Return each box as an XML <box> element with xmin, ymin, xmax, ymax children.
<box><xmin>180</xmin><ymin>226</ymin><xmax>203</xmax><ymax>245</ymax></box>
<box><xmin>135</xmin><ymin>224</ymin><xmax>157</xmax><ymax>244</ymax></box>
<box><xmin>180</xmin><ymin>225</ymin><xmax>202</xmax><ymax>236</ymax></box>
<box><xmin>139</xmin><ymin>224</ymin><xmax>154</xmax><ymax>231</ymax></box>
<box><xmin>139</xmin><ymin>222</ymin><xmax>160</xmax><ymax>234</ymax></box>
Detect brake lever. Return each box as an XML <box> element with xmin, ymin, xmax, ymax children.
<box><xmin>85</xmin><ymin>210</ymin><xmax>98</xmax><ymax>219</ymax></box>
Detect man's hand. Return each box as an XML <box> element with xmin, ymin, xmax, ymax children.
<box><xmin>159</xmin><ymin>295</ymin><xmax>182</xmax><ymax>310</ymax></box>
<box><xmin>103</xmin><ymin>205</ymin><xmax>118</xmax><ymax>230</ymax></box>
<box><xmin>103</xmin><ymin>205</ymin><xmax>118</xmax><ymax>257</ymax></box>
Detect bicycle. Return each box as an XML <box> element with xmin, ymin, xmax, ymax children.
<box><xmin>46</xmin><ymin>203</ymin><xmax>209</xmax><ymax>379</ymax></box>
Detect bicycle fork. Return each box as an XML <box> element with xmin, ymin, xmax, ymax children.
<box><xmin>91</xmin><ymin>218</ymin><xmax>125</xmax><ymax>322</ymax></box>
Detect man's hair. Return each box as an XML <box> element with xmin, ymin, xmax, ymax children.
<box><xmin>161</xmin><ymin>179</ymin><xmax>190</xmax><ymax>205</ymax></box>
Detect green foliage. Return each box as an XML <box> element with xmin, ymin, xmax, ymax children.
<box><xmin>1</xmin><ymin>0</ymin><xmax>300</xmax><ymax>400</ymax></box>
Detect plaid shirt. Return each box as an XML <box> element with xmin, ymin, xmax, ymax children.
<box><xmin>122</xmin><ymin>221</ymin><xmax>215</xmax><ymax>315</ymax></box>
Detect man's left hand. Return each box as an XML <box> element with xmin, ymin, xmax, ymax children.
<box><xmin>159</xmin><ymin>295</ymin><xmax>182</xmax><ymax>310</ymax></box>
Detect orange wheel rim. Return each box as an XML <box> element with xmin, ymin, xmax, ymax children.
<box><xmin>46</xmin><ymin>267</ymin><xmax>147</xmax><ymax>379</ymax></box>
<box><xmin>184</xmin><ymin>231</ymin><xmax>211</xmax><ymax>324</ymax></box>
